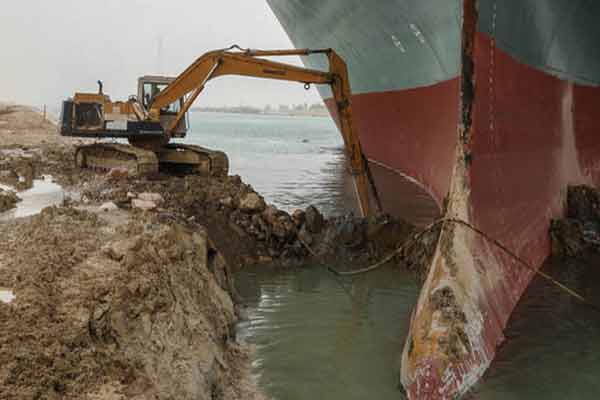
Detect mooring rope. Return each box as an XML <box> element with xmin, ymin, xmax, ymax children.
<box><xmin>299</xmin><ymin>217</ymin><xmax>600</xmax><ymax>314</ymax></box>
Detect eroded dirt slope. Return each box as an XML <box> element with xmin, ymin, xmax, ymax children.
<box><xmin>0</xmin><ymin>207</ymin><xmax>262</xmax><ymax>400</ymax></box>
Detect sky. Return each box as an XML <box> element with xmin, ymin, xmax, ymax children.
<box><xmin>0</xmin><ymin>0</ymin><xmax>321</xmax><ymax>112</ymax></box>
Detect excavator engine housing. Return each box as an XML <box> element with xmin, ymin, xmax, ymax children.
<box><xmin>59</xmin><ymin>76</ymin><xmax>187</xmax><ymax>140</ymax></box>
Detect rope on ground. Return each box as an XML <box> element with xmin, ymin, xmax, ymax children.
<box><xmin>298</xmin><ymin>217</ymin><xmax>600</xmax><ymax>314</ymax></box>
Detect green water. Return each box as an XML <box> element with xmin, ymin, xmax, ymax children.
<box><xmin>183</xmin><ymin>111</ymin><xmax>353</xmax><ymax>215</ymax></box>
<box><xmin>474</xmin><ymin>255</ymin><xmax>600</xmax><ymax>399</ymax></box>
<box><xmin>235</xmin><ymin>266</ymin><xmax>418</xmax><ymax>400</ymax></box>
<box><xmin>187</xmin><ymin>111</ymin><xmax>600</xmax><ymax>399</ymax></box>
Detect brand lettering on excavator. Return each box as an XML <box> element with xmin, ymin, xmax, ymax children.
<box><xmin>262</xmin><ymin>69</ymin><xmax>286</xmax><ymax>76</ymax></box>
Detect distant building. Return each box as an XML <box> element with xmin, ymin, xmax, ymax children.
<box><xmin>191</xmin><ymin>102</ymin><xmax>329</xmax><ymax>117</ymax></box>
<box><xmin>309</xmin><ymin>103</ymin><xmax>327</xmax><ymax>112</ymax></box>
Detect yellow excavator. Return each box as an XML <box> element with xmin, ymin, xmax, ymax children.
<box><xmin>59</xmin><ymin>46</ymin><xmax>380</xmax><ymax>216</ymax></box>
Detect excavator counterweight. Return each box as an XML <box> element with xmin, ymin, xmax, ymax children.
<box><xmin>60</xmin><ymin>46</ymin><xmax>380</xmax><ymax>216</ymax></box>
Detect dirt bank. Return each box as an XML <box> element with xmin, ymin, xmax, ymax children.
<box><xmin>0</xmin><ymin>103</ymin><xmax>68</xmax><ymax>148</ymax></box>
<box><xmin>0</xmin><ymin>207</ymin><xmax>262</xmax><ymax>400</ymax></box>
<box><xmin>0</xmin><ymin>189</ymin><xmax>20</xmax><ymax>213</ymax></box>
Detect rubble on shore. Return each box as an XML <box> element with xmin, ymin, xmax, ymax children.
<box><xmin>76</xmin><ymin>168</ymin><xmax>417</xmax><ymax>271</ymax></box>
<box><xmin>0</xmin><ymin>188</ymin><xmax>20</xmax><ymax>213</ymax></box>
<box><xmin>1</xmin><ymin>133</ymin><xmax>421</xmax><ymax>275</ymax></box>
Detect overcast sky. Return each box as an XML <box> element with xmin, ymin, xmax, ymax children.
<box><xmin>0</xmin><ymin>0</ymin><xmax>321</xmax><ymax>112</ymax></box>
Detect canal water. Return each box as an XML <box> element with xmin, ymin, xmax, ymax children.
<box><xmin>185</xmin><ymin>111</ymin><xmax>600</xmax><ymax>399</ymax></box>
<box><xmin>184</xmin><ymin>111</ymin><xmax>355</xmax><ymax>216</ymax></box>
<box><xmin>473</xmin><ymin>255</ymin><xmax>600</xmax><ymax>400</ymax></box>
<box><xmin>235</xmin><ymin>265</ymin><xmax>418</xmax><ymax>400</ymax></box>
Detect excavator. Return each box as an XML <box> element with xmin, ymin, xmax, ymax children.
<box><xmin>59</xmin><ymin>46</ymin><xmax>380</xmax><ymax>216</ymax></box>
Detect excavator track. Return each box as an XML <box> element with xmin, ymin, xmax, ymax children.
<box><xmin>74</xmin><ymin>143</ymin><xmax>229</xmax><ymax>178</ymax></box>
<box><xmin>75</xmin><ymin>143</ymin><xmax>159</xmax><ymax>176</ymax></box>
<box><xmin>157</xmin><ymin>144</ymin><xmax>229</xmax><ymax>177</ymax></box>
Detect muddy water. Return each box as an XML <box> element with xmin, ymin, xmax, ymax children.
<box><xmin>0</xmin><ymin>176</ymin><xmax>67</xmax><ymax>221</ymax></box>
<box><xmin>475</xmin><ymin>255</ymin><xmax>600</xmax><ymax>399</ymax></box>
<box><xmin>235</xmin><ymin>266</ymin><xmax>418</xmax><ymax>400</ymax></box>
<box><xmin>189</xmin><ymin>111</ymin><xmax>600</xmax><ymax>399</ymax></box>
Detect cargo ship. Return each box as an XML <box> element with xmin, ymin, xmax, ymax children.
<box><xmin>267</xmin><ymin>0</ymin><xmax>600</xmax><ymax>398</ymax></box>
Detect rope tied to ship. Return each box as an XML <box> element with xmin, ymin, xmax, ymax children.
<box><xmin>298</xmin><ymin>217</ymin><xmax>600</xmax><ymax>314</ymax></box>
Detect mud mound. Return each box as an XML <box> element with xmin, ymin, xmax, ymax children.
<box><xmin>0</xmin><ymin>104</ymin><xmax>65</xmax><ymax>148</ymax></box>
<box><xmin>551</xmin><ymin>185</ymin><xmax>600</xmax><ymax>257</ymax></box>
<box><xmin>0</xmin><ymin>207</ymin><xmax>261</xmax><ymax>400</ymax></box>
<box><xmin>311</xmin><ymin>212</ymin><xmax>416</xmax><ymax>269</ymax></box>
<box><xmin>0</xmin><ymin>189</ymin><xmax>20</xmax><ymax>213</ymax></box>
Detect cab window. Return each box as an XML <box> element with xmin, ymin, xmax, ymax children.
<box><xmin>142</xmin><ymin>82</ymin><xmax>182</xmax><ymax>114</ymax></box>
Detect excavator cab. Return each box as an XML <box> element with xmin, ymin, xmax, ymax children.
<box><xmin>138</xmin><ymin>76</ymin><xmax>187</xmax><ymax>138</ymax></box>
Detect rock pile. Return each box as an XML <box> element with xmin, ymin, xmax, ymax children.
<box><xmin>76</xmin><ymin>171</ymin><xmax>416</xmax><ymax>270</ymax></box>
<box><xmin>78</xmin><ymin>174</ymin><xmax>313</xmax><ymax>266</ymax></box>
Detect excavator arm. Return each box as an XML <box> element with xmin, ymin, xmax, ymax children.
<box><xmin>150</xmin><ymin>47</ymin><xmax>381</xmax><ymax>217</ymax></box>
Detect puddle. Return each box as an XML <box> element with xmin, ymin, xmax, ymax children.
<box><xmin>0</xmin><ymin>176</ymin><xmax>71</xmax><ymax>221</ymax></box>
<box><xmin>0</xmin><ymin>289</ymin><xmax>15</xmax><ymax>304</ymax></box>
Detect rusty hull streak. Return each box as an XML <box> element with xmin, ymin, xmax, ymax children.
<box><xmin>400</xmin><ymin>0</ymin><xmax>494</xmax><ymax>398</ymax></box>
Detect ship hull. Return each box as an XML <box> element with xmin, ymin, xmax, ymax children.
<box><xmin>267</xmin><ymin>0</ymin><xmax>600</xmax><ymax>398</ymax></box>
<box><xmin>324</xmin><ymin>79</ymin><xmax>460</xmax><ymax>226</ymax></box>
<box><xmin>402</xmin><ymin>2</ymin><xmax>600</xmax><ymax>397</ymax></box>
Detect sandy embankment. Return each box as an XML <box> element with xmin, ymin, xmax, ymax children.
<box><xmin>0</xmin><ymin>208</ymin><xmax>261</xmax><ymax>400</ymax></box>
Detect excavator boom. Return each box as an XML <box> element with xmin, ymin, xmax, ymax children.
<box><xmin>151</xmin><ymin>48</ymin><xmax>332</xmax><ymax>114</ymax></box>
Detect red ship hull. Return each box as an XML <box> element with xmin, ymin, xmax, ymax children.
<box><xmin>325</xmin><ymin>78</ymin><xmax>460</xmax><ymax>226</ymax></box>
<box><xmin>327</xmin><ymin>18</ymin><xmax>600</xmax><ymax>400</ymax></box>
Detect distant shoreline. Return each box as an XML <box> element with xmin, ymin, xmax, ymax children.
<box><xmin>191</xmin><ymin>107</ymin><xmax>330</xmax><ymax>118</ymax></box>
